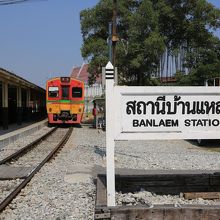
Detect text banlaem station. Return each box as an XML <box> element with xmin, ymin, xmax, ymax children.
<box><xmin>124</xmin><ymin>94</ymin><xmax>220</xmax><ymax>131</ymax></box>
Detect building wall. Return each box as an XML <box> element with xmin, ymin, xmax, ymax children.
<box><xmin>85</xmin><ymin>84</ymin><xmax>103</xmax><ymax>98</ymax></box>
<box><xmin>84</xmin><ymin>84</ymin><xmax>104</xmax><ymax>115</ymax></box>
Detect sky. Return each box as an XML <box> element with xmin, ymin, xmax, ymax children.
<box><xmin>0</xmin><ymin>0</ymin><xmax>99</xmax><ymax>88</ymax></box>
<box><xmin>0</xmin><ymin>0</ymin><xmax>219</xmax><ymax>89</ymax></box>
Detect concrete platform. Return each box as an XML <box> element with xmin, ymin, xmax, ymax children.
<box><xmin>0</xmin><ymin>165</ymin><xmax>34</xmax><ymax>180</ymax></box>
<box><xmin>0</xmin><ymin>119</ymin><xmax>47</xmax><ymax>149</ymax></box>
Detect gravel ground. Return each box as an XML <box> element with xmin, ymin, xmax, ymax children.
<box><xmin>0</xmin><ymin>180</ymin><xmax>22</xmax><ymax>203</ymax></box>
<box><xmin>10</xmin><ymin>128</ymin><xmax>68</xmax><ymax>167</ymax></box>
<box><xmin>0</xmin><ymin>127</ymin><xmax>53</xmax><ymax>161</ymax></box>
<box><xmin>0</xmin><ymin>126</ymin><xmax>220</xmax><ymax>219</ymax></box>
<box><xmin>116</xmin><ymin>191</ymin><xmax>219</xmax><ymax>207</ymax></box>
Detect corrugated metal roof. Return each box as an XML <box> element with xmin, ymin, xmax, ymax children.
<box><xmin>0</xmin><ymin>68</ymin><xmax>45</xmax><ymax>92</ymax></box>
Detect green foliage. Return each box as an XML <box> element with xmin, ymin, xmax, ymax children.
<box><xmin>80</xmin><ymin>0</ymin><xmax>220</xmax><ymax>86</ymax></box>
<box><xmin>155</xmin><ymin>0</ymin><xmax>220</xmax><ymax>86</ymax></box>
<box><xmin>176</xmin><ymin>35</ymin><xmax>220</xmax><ymax>85</ymax></box>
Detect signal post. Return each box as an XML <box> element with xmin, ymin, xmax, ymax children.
<box><xmin>105</xmin><ymin>61</ymin><xmax>116</xmax><ymax>206</ymax></box>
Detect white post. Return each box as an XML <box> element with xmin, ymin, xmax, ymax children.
<box><xmin>105</xmin><ymin>61</ymin><xmax>116</xmax><ymax>206</ymax></box>
<box><xmin>2</xmin><ymin>82</ymin><xmax>8</xmax><ymax>108</ymax></box>
<box><xmin>17</xmin><ymin>87</ymin><xmax>22</xmax><ymax>108</ymax></box>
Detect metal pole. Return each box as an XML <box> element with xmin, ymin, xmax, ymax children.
<box><xmin>109</xmin><ymin>22</ymin><xmax>112</xmax><ymax>63</ymax></box>
<box><xmin>112</xmin><ymin>0</ymin><xmax>117</xmax><ymax>67</ymax></box>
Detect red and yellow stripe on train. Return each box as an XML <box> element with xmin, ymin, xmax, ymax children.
<box><xmin>46</xmin><ymin>77</ymin><xmax>84</xmax><ymax>125</ymax></box>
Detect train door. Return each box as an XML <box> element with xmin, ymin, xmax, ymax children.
<box><xmin>61</xmin><ymin>86</ymin><xmax>69</xmax><ymax>100</ymax></box>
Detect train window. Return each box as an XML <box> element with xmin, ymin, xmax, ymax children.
<box><xmin>48</xmin><ymin>87</ymin><xmax>59</xmax><ymax>98</ymax></box>
<box><xmin>72</xmin><ymin>87</ymin><xmax>82</xmax><ymax>98</ymax></box>
<box><xmin>62</xmin><ymin>86</ymin><xmax>69</xmax><ymax>99</ymax></box>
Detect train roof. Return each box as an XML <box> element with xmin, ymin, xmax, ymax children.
<box><xmin>46</xmin><ymin>77</ymin><xmax>84</xmax><ymax>84</ymax></box>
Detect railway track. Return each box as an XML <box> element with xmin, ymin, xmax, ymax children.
<box><xmin>0</xmin><ymin>126</ymin><xmax>73</xmax><ymax>212</ymax></box>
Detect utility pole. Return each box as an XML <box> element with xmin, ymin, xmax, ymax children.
<box><xmin>112</xmin><ymin>0</ymin><xmax>118</xmax><ymax>67</ymax></box>
<box><xmin>109</xmin><ymin>22</ymin><xmax>112</xmax><ymax>63</ymax></box>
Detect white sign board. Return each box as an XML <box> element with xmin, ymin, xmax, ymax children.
<box><xmin>114</xmin><ymin>86</ymin><xmax>220</xmax><ymax>140</ymax></box>
<box><xmin>104</xmin><ymin>62</ymin><xmax>220</xmax><ymax>207</ymax></box>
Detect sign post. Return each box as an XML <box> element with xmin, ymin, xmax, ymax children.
<box><xmin>105</xmin><ymin>61</ymin><xmax>116</xmax><ymax>206</ymax></box>
<box><xmin>104</xmin><ymin>62</ymin><xmax>220</xmax><ymax>207</ymax></box>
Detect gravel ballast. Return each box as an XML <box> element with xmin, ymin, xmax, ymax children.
<box><xmin>0</xmin><ymin>127</ymin><xmax>53</xmax><ymax>161</ymax></box>
<box><xmin>0</xmin><ymin>126</ymin><xmax>220</xmax><ymax>219</ymax></box>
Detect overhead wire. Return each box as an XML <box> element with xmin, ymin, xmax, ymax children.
<box><xmin>0</xmin><ymin>0</ymin><xmax>46</xmax><ymax>6</ymax></box>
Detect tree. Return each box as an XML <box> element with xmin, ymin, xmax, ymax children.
<box><xmin>157</xmin><ymin>0</ymin><xmax>220</xmax><ymax>85</ymax></box>
<box><xmin>80</xmin><ymin>0</ymin><xmax>220</xmax><ymax>86</ymax></box>
<box><xmin>80</xmin><ymin>0</ymin><xmax>165</xmax><ymax>85</ymax></box>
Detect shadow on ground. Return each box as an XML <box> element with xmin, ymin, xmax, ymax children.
<box><xmin>187</xmin><ymin>139</ymin><xmax>220</xmax><ymax>152</ymax></box>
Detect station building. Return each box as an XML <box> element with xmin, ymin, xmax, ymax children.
<box><xmin>0</xmin><ymin>68</ymin><xmax>46</xmax><ymax>130</ymax></box>
<box><xmin>70</xmin><ymin>64</ymin><xmax>104</xmax><ymax>114</ymax></box>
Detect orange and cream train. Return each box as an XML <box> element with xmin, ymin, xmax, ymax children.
<box><xmin>46</xmin><ymin>77</ymin><xmax>84</xmax><ymax>125</ymax></box>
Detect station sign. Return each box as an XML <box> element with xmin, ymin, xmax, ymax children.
<box><xmin>114</xmin><ymin>87</ymin><xmax>220</xmax><ymax>140</ymax></box>
<box><xmin>104</xmin><ymin>61</ymin><xmax>220</xmax><ymax>207</ymax></box>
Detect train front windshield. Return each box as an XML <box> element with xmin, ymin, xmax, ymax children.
<box><xmin>72</xmin><ymin>87</ymin><xmax>82</xmax><ymax>98</ymax></box>
<box><xmin>48</xmin><ymin>87</ymin><xmax>59</xmax><ymax>98</ymax></box>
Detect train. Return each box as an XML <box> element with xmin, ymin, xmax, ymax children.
<box><xmin>46</xmin><ymin>77</ymin><xmax>84</xmax><ymax>125</ymax></box>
